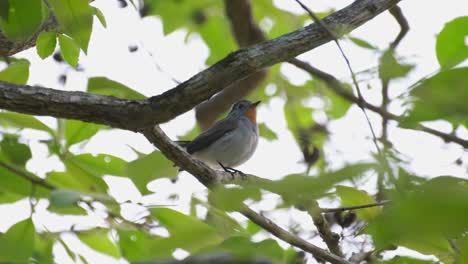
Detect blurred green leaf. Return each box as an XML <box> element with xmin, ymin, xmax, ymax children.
<box><xmin>436</xmin><ymin>16</ymin><xmax>468</xmax><ymax>69</ymax></box>
<box><xmin>36</xmin><ymin>32</ymin><xmax>57</xmax><ymax>59</ymax></box>
<box><xmin>379</xmin><ymin>256</ymin><xmax>435</xmax><ymax>264</ymax></box>
<box><xmin>0</xmin><ymin>1</ymin><xmax>9</xmax><ymax>21</ymax></box>
<box><xmin>209</xmin><ymin>186</ymin><xmax>262</xmax><ymax>211</ymax></box>
<box><xmin>459</xmin><ymin>237</ymin><xmax>468</xmax><ymax>264</ymax></box>
<box><xmin>79</xmin><ymin>230</ymin><xmax>120</xmax><ymax>258</ymax></box>
<box><xmin>0</xmin><ymin>134</ymin><xmax>31</xmax><ymax>166</ymax></box>
<box><xmin>126</xmin><ymin>151</ymin><xmax>178</xmax><ymax>194</ymax></box>
<box><xmin>87</xmin><ymin>77</ymin><xmax>146</xmax><ymax>99</ymax></box>
<box><xmin>202</xmin><ymin>236</ymin><xmax>286</xmax><ymax>262</ymax></box>
<box><xmin>32</xmin><ymin>235</ymin><xmax>54</xmax><ymax>264</ymax></box>
<box><xmin>379</xmin><ymin>50</ymin><xmax>414</xmax><ymax>81</ymax></box>
<box><xmin>368</xmin><ymin>176</ymin><xmax>468</xmax><ymax>254</ymax></box>
<box><xmin>58</xmin><ymin>34</ymin><xmax>80</xmax><ymax>67</ymax></box>
<box><xmin>0</xmin><ymin>136</ymin><xmax>49</xmax><ymax>199</ymax></box>
<box><xmin>93</xmin><ymin>7</ymin><xmax>107</xmax><ymax>28</ymax></box>
<box><xmin>118</xmin><ymin>230</ymin><xmax>174</xmax><ymax>261</ymax></box>
<box><xmin>47</xmin><ymin>157</ymin><xmax>108</xmax><ymax>193</ymax></box>
<box><xmin>349</xmin><ymin>36</ymin><xmax>377</xmax><ymax>50</ymax></box>
<box><xmin>48</xmin><ymin>189</ymin><xmax>86</xmax><ymax>215</ymax></box>
<box><xmin>258</xmin><ymin>123</ymin><xmax>278</xmax><ymax>141</ymax></box>
<box><xmin>0</xmin><ymin>218</ymin><xmax>35</xmax><ymax>263</ymax></box>
<box><xmin>0</xmin><ymin>0</ymin><xmax>45</xmax><ymax>41</ymax></box>
<box><xmin>336</xmin><ymin>185</ymin><xmax>381</xmax><ymax>221</ymax></box>
<box><xmin>66</xmin><ymin>154</ymin><xmax>126</xmax><ymax>177</ymax></box>
<box><xmin>48</xmin><ymin>0</ymin><xmax>93</xmax><ymax>52</ymax></box>
<box><xmin>402</xmin><ymin>67</ymin><xmax>468</xmax><ymax>127</ymax></box>
<box><xmin>193</xmin><ymin>197</ymin><xmax>246</xmax><ymax>238</ymax></box>
<box><xmin>0</xmin><ymin>59</ymin><xmax>30</xmax><ymax>84</ymax></box>
<box><xmin>284</xmin><ymin>101</ymin><xmax>314</xmax><ymax>141</ymax></box>
<box><xmin>257</xmin><ymin>163</ymin><xmax>375</xmax><ymax>204</ymax></box>
<box><xmin>151</xmin><ymin>207</ymin><xmax>223</xmax><ymax>252</ymax></box>
<box><xmin>145</xmin><ymin>0</ymin><xmax>235</xmax><ymax>64</ymax></box>
<box><xmin>0</xmin><ymin>112</ymin><xmax>54</xmax><ymax>134</ymax></box>
<box><xmin>49</xmin><ymin>189</ymin><xmax>81</xmax><ymax>208</ymax></box>
<box><xmin>64</xmin><ymin>119</ymin><xmax>105</xmax><ymax>148</ymax></box>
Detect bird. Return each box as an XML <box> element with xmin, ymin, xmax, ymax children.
<box><xmin>177</xmin><ymin>100</ymin><xmax>260</xmax><ymax>174</ymax></box>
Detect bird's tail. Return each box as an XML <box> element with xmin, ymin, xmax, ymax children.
<box><xmin>174</xmin><ymin>140</ymin><xmax>191</xmax><ymax>148</ymax></box>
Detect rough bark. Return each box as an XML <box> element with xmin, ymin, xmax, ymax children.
<box><xmin>0</xmin><ymin>0</ymin><xmax>402</xmax><ymax>131</ymax></box>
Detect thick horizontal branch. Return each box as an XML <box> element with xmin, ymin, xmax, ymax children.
<box><xmin>0</xmin><ymin>0</ymin><xmax>401</xmax><ymax>130</ymax></box>
<box><xmin>142</xmin><ymin>126</ymin><xmax>350</xmax><ymax>264</ymax></box>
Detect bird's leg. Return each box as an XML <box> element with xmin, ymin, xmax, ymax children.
<box><xmin>217</xmin><ymin>162</ymin><xmax>245</xmax><ymax>178</ymax></box>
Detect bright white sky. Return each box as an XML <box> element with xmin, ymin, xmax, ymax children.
<box><xmin>1</xmin><ymin>0</ymin><xmax>467</xmax><ymax>263</ymax></box>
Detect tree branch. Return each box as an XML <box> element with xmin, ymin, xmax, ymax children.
<box><xmin>0</xmin><ymin>160</ymin><xmax>55</xmax><ymax>190</ymax></box>
<box><xmin>141</xmin><ymin>126</ymin><xmax>350</xmax><ymax>264</ymax></box>
<box><xmin>288</xmin><ymin>60</ymin><xmax>468</xmax><ymax>149</ymax></box>
<box><xmin>0</xmin><ymin>0</ymin><xmax>402</xmax><ymax>131</ymax></box>
<box><xmin>321</xmin><ymin>200</ymin><xmax>390</xmax><ymax>213</ymax></box>
<box><xmin>195</xmin><ymin>0</ymin><xmax>268</xmax><ymax>129</ymax></box>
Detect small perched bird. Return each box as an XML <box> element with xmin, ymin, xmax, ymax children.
<box><xmin>178</xmin><ymin>100</ymin><xmax>260</xmax><ymax>173</ymax></box>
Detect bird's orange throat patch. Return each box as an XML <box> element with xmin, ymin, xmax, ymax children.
<box><xmin>244</xmin><ymin>107</ymin><xmax>257</xmax><ymax>123</ymax></box>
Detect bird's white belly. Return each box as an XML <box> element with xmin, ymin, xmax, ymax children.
<box><xmin>194</xmin><ymin>120</ymin><xmax>258</xmax><ymax>169</ymax></box>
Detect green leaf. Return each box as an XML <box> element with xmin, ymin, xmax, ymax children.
<box><xmin>36</xmin><ymin>32</ymin><xmax>57</xmax><ymax>59</ymax></box>
<box><xmin>335</xmin><ymin>185</ymin><xmax>381</xmax><ymax>221</ymax></box>
<box><xmin>47</xmin><ymin>157</ymin><xmax>108</xmax><ymax>194</ymax></box>
<box><xmin>93</xmin><ymin>7</ymin><xmax>107</xmax><ymax>28</ymax></box>
<box><xmin>49</xmin><ymin>189</ymin><xmax>81</xmax><ymax>208</ymax></box>
<box><xmin>0</xmin><ymin>0</ymin><xmax>45</xmax><ymax>41</ymax></box>
<box><xmin>402</xmin><ymin>67</ymin><xmax>468</xmax><ymax>127</ymax></box>
<box><xmin>58</xmin><ymin>34</ymin><xmax>80</xmax><ymax>67</ymax></box>
<box><xmin>79</xmin><ymin>230</ymin><xmax>120</xmax><ymax>258</ymax></box>
<box><xmin>379</xmin><ymin>49</ymin><xmax>414</xmax><ymax>81</ymax></box>
<box><xmin>257</xmin><ymin>163</ymin><xmax>375</xmax><ymax>205</ymax></box>
<box><xmin>0</xmin><ymin>135</ymin><xmax>50</xmax><ymax>199</ymax></box>
<box><xmin>0</xmin><ymin>134</ymin><xmax>31</xmax><ymax>166</ymax></box>
<box><xmin>380</xmin><ymin>256</ymin><xmax>435</xmax><ymax>264</ymax></box>
<box><xmin>32</xmin><ymin>235</ymin><xmax>54</xmax><ymax>264</ymax></box>
<box><xmin>0</xmin><ymin>218</ymin><xmax>35</xmax><ymax>263</ymax></box>
<box><xmin>126</xmin><ymin>151</ymin><xmax>178</xmax><ymax>194</ymax></box>
<box><xmin>151</xmin><ymin>208</ymin><xmax>223</xmax><ymax>252</ymax></box>
<box><xmin>66</xmin><ymin>154</ymin><xmax>126</xmax><ymax>177</ymax></box>
<box><xmin>201</xmin><ymin>236</ymin><xmax>286</xmax><ymax>262</ymax></box>
<box><xmin>436</xmin><ymin>16</ymin><xmax>468</xmax><ymax>69</ymax></box>
<box><xmin>258</xmin><ymin>123</ymin><xmax>278</xmax><ymax>141</ymax></box>
<box><xmin>367</xmin><ymin>176</ymin><xmax>468</xmax><ymax>254</ymax></box>
<box><xmin>0</xmin><ymin>112</ymin><xmax>54</xmax><ymax>134</ymax></box>
<box><xmin>64</xmin><ymin>119</ymin><xmax>105</xmax><ymax>148</ymax></box>
<box><xmin>349</xmin><ymin>36</ymin><xmax>377</xmax><ymax>50</ymax></box>
<box><xmin>0</xmin><ymin>1</ymin><xmax>9</xmax><ymax>21</ymax></box>
<box><xmin>87</xmin><ymin>77</ymin><xmax>146</xmax><ymax>99</ymax></box>
<box><xmin>209</xmin><ymin>186</ymin><xmax>262</xmax><ymax>211</ymax></box>
<box><xmin>118</xmin><ymin>230</ymin><xmax>174</xmax><ymax>262</ymax></box>
<box><xmin>459</xmin><ymin>237</ymin><xmax>468</xmax><ymax>264</ymax></box>
<box><xmin>0</xmin><ymin>59</ymin><xmax>30</xmax><ymax>84</ymax></box>
<box><xmin>48</xmin><ymin>0</ymin><xmax>93</xmax><ymax>52</ymax></box>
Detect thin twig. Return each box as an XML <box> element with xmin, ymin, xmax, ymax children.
<box><xmin>0</xmin><ymin>160</ymin><xmax>56</xmax><ymax>190</ymax></box>
<box><xmin>293</xmin><ymin>0</ymin><xmax>383</xmax><ymax>156</ymax></box>
<box><xmin>288</xmin><ymin>59</ymin><xmax>468</xmax><ymax>149</ymax></box>
<box><xmin>321</xmin><ymin>200</ymin><xmax>390</xmax><ymax>213</ymax></box>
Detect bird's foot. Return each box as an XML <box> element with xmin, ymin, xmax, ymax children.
<box><xmin>217</xmin><ymin>162</ymin><xmax>245</xmax><ymax>179</ymax></box>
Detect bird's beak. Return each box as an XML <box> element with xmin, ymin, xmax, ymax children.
<box><xmin>251</xmin><ymin>100</ymin><xmax>261</xmax><ymax>108</ymax></box>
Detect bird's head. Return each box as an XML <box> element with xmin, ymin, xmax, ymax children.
<box><xmin>229</xmin><ymin>100</ymin><xmax>261</xmax><ymax>123</ymax></box>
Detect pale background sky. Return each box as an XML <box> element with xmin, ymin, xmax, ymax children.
<box><xmin>1</xmin><ymin>0</ymin><xmax>467</xmax><ymax>263</ymax></box>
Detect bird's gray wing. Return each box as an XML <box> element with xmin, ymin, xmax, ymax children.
<box><xmin>185</xmin><ymin>118</ymin><xmax>236</xmax><ymax>154</ymax></box>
